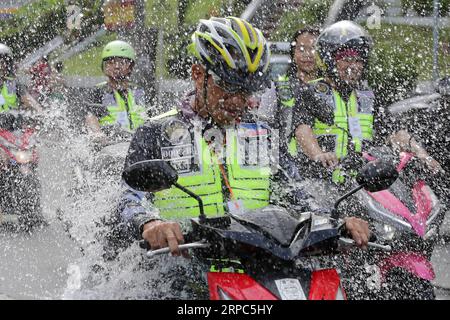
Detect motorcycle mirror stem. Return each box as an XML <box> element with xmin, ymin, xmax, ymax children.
<box><xmin>122</xmin><ymin>160</ymin><xmax>208</xmax><ymax>224</ymax></box>
<box><xmin>172</xmin><ymin>182</ymin><xmax>207</xmax><ymax>224</ymax></box>
<box><xmin>331</xmin><ymin>184</ymin><xmax>365</xmax><ymax>220</ymax></box>
<box><xmin>330</xmin><ymin>159</ymin><xmax>398</xmax><ymax>220</ymax></box>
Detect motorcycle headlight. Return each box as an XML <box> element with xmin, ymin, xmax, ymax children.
<box><xmin>12</xmin><ymin>150</ymin><xmax>34</xmax><ymax>164</ymax></box>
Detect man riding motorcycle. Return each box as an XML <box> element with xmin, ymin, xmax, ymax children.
<box><xmin>290</xmin><ymin>20</ymin><xmax>441</xmax><ymax>299</ymax></box>
<box><xmin>84</xmin><ymin>40</ymin><xmax>148</xmax><ymax>139</ymax></box>
<box><xmin>109</xmin><ymin>16</ymin><xmax>371</xmax><ymax>280</ymax></box>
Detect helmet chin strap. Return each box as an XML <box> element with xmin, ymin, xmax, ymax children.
<box><xmin>199</xmin><ymin>65</ymin><xmax>215</xmax><ymax>124</ymax></box>
<box><xmin>203</xmin><ymin>65</ymin><xmax>209</xmax><ymax>110</ymax></box>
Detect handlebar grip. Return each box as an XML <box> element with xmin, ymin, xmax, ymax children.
<box><xmin>338</xmin><ymin>237</ymin><xmax>391</xmax><ymax>251</ymax></box>
<box><xmin>139</xmin><ymin>240</ymin><xmax>151</xmax><ymax>250</ymax></box>
<box><xmin>367</xmin><ymin>242</ymin><xmax>391</xmax><ymax>251</ymax></box>
<box><xmin>145</xmin><ymin>242</ymin><xmax>210</xmax><ymax>258</ymax></box>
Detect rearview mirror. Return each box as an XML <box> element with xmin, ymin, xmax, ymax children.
<box><xmin>356</xmin><ymin>159</ymin><xmax>399</xmax><ymax>192</ymax></box>
<box><xmin>122</xmin><ymin>160</ymin><xmax>178</xmax><ymax>192</ymax></box>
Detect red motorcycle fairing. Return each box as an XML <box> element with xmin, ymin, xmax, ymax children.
<box><xmin>208</xmin><ymin>272</ymin><xmax>277</xmax><ymax>300</ymax></box>
<box><xmin>208</xmin><ymin>269</ymin><xmax>346</xmax><ymax>300</ymax></box>
<box><xmin>308</xmin><ymin>269</ymin><xmax>346</xmax><ymax>300</ymax></box>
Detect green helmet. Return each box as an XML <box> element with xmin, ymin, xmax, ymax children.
<box><xmin>101</xmin><ymin>40</ymin><xmax>136</xmax><ymax>69</ymax></box>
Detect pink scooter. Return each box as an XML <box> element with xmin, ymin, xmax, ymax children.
<box><xmin>354</xmin><ymin>148</ymin><xmax>440</xmax><ymax>298</ymax></box>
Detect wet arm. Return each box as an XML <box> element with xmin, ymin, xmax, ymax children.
<box><xmin>295</xmin><ymin>124</ymin><xmax>323</xmax><ymax>160</ymax></box>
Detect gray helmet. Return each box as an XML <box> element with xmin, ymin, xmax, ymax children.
<box><xmin>316</xmin><ymin>21</ymin><xmax>373</xmax><ymax>76</ymax></box>
<box><xmin>0</xmin><ymin>43</ymin><xmax>14</xmax><ymax>76</ymax></box>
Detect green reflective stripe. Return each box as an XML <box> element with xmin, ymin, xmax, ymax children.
<box><xmin>332</xmin><ymin>168</ymin><xmax>358</xmax><ymax>184</ymax></box>
<box><xmin>336</xmin><ymin>130</ymin><xmax>347</xmax><ymax>159</ymax></box>
<box><xmin>347</xmin><ymin>93</ymin><xmax>358</xmax><ymax>117</ymax></box>
<box><xmin>0</xmin><ymin>82</ymin><xmax>18</xmax><ymax>112</ymax></box>
<box><xmin>154</xmin><ymin>193</ymin><xmax>224</xmax><ymax>218</ymax></box>
<box><xmin>358</xmin><ymin>114</ymin><xmax>374</xmax><ymax>139</ymax></box>
<box><xmin>332</xmin><ymin>168</ymin><xmax>345</xmax><ymax>184</ymax></box>
<box><xmin>210</xmin><ymin>265</ymin><xmax>245</xmax><ymax>273</ymax></box>
<box><xmin>335</xmin><ymin>94</ymin><xmax>348</xmax><ymax>159</ymax></box>
<box><xmin>334</xmin><ymin>90</ymin><xmax>346</xmax><ymax>116</ymax></box>
<box><xmin>314</xmin><ymin>123</ymin><xmax>343</xmax><ymax>133</ymax></box>
<box><xmin>288</xmin><ymin>137</ymin><xmax>298</xmax><ymax>156</ymax></box>
<box><xmin>281</xmin><ymin>98</ymin><xmax>295</xmax><ymax>107</ymax></box>
<box><xmin>209</xmin><ymin>259</ymin><xmax>245</xmax><ymax>273</ymax></box>
<box><xmin>353</xmin><ymin>137</ymin><xmax>362</xmax><ymax>152</ymax></box>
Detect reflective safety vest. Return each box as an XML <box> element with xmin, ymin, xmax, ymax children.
<box><xmin>0</xmin><ymin>78</ymin><xmax>18</xmax><ymax>112</ymax></box>
<box><xmin>152</xmin><ymin>112</ymin><xmax>272</xmax><ymax>219</ymax></box>
<box><xmin>313</xmin><ymin>87</ymin><xmax>375</xmax><ymax>183</ymax></box>
<box><xmin>98</xmin><ymin>83</ymin><xmax>147</xmax><ymax>132</ymax></box>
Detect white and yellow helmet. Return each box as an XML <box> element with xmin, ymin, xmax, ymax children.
<box><xmin>189</xmin><ymin>16</ymin><xmax>271</xmax><ymax>93</ymax></box>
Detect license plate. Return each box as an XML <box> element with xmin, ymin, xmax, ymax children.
<box><xmin>275</xmin><ymin>278</ymin><xmax>307</xmax><ymax>300</ymax></box>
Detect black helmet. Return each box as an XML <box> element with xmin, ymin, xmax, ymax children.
<box><xmin>0</xmin><ymin>43</ymin><xmax>14</xmax><ymax>76</ymax></box>
<box><xmin>316</xmin><ymin>21</ymin><xmax>373</xmax><ymax>76</ymax></box>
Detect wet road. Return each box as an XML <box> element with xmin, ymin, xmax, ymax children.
<box><xmin>0</xmin><ymin>136</ymin><xmax>82</xmax><ymax>299</ymax></box>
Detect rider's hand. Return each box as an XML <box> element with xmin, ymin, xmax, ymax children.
<box><xmin>313</xmin><ymin>152</ymin><xmax>338</xmax><ymax>168</ymax></box>
<box><xmin>142</xmin><ymin>220</ymin><xmax>188</xmax><ymax>258</ymax></box>
<box><xmin>344</xmin><ymin>217</ymin><xmax>370</xmax><ymax>250</ymax></box>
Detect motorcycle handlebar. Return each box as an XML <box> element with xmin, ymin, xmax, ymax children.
<box><xmin>338</xmin><ymin>237</ymin><xmax>391</xmax><ymax>251</ymax></box>
<box><xmin>145</xmin><ymin>241</ymin><xmax>210</xmax><ymax>258</ymax></box>
<box><xmin>142</xmin><ymin>237</ymin><xmax>391</xmax><ymax>259</ymax></box>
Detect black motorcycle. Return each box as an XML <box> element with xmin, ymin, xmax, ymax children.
<box><xmin>123</xmin><ymin>158</ymin><xmax>398</xmax><ymax>300</ymax></box>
